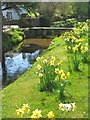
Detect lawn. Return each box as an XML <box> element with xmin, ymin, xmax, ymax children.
<box><xmin>1</xmin><ymin>21</ymin><xmax>89</xmax><ymax>119</ymax></box>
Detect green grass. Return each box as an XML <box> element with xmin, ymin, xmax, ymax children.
<box><xmin>1</xmin><ymin>36</ymin><xmax>88</xmax><ymax>118</ymax></box>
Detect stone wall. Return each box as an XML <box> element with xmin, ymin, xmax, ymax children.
<box><xmin>3</xmin><ymin>18</ymin><xmax>40</xmax><ymax>27</ymax></box>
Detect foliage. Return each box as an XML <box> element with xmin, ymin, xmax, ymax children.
<box><xmin>36</xmin><ymin>56</ymin><xmax>70</xmax><ymax>100</ymax></box>
<box><xmin>40</xmin><ymin>15</ymin><xmax>51</xmax><ymax>27</ymax></box>
<box><xmin>51</xmin><ymin>18</ymin><xmax>77</xmax><ymax>27</ymax></box>
<box><xmin>2</xmin><ymin>28</ymin><xmax>24</xmax><ymax>52</ymax></box>
<box><xmin>62</xmin><ymin>20</ymin><xmax>89</xmax><ymax>71</ymax></box>
<box><xmin>53</xmin><ymin>2</ymin><xmax>88</xmax><ymax>21</ymax></box>
<box><xmin>16</xmin><ymin>102</ymin><xmax>76</xmax><ymax>118</ymax></box>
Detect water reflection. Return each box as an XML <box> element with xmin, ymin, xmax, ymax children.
<box><xmin>3</xmin><ymin>50</ymin><xmax>40</xmax><ymax>87</ymax></box>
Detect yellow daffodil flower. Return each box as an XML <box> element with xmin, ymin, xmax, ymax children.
<box><xmin>16</xmin><ymin>108</ymin><xmax>24</xmax><ymax>117</ymax></box>
<box><xmin>47</xmin><ymin>111</ymin><xmax>55</xmax><ymax>118</ymax></box>
<box><xmin>55</xmin><ymin>68</ymin><xmax>60</xmax><ymax>74</ymax></box>
<box><xmin>61</xmin><ymin>73</ymin><xmax>67</xmax><ymax>80</ymax></box>
<box><xmin>85</xmin><ymin>47</ymin><xmax>88</xmax><ymax>52</ymax></box>
<box><xmin>51</xmin><ymin>56</ymin><xmax>56</xmax><ymax>62</ymax></box>
<box><xmin>31</xmin><ymin>109</ymin><xmax>42</xmax><ymax>118</ymax></box>
<box><xmin>38</xmin><ymin>73</ymin><xmax>43</xmax><ymax>78</ymax></box>
<box><xmin>80</xmin><ymin>46</ymin><xmax>84</xmax><ymax>51</ymax></box>
<box><xmin>59</xmin><ymin>69</ymin><xmax>63</xmax><ymax>75</ymax></box>
<box><xmin>81</xmin><ymin>50</ymin><xmax>85</xmax><ymax>54</ymax></box>
<box><xmin>57</xmin><ymin>60</ymin><xmax>64</xmax><ymax>66</ymax></box>
<box><xmin>43</xmin><ymin>59</ymin><xmax>47</xmax><ymax>64</ymax></box>
<box><xmin>85</xmin><ymin>43</ymin><xmax>88</xmax><ymax>47</ymax></box>
<box><xmin>22</xmin><ymin>104</ymin><xmax>30</xmax><ymax>113</ymax></box>
<box><xmin>37</xmin><ymin>64</ymin><xmax>42</xmax><ymax>70</ymax></box>
<box><xmin>68</xmin><ymin>46</ymin><xmax>71</xmax><ymax>50</ymax></box>
<box><xmin>36</xmin><ymin>57</ymin><xmax>41</xmax><ymax>61</ymax></box>
<box><xmin>50</xmin><ymin>60</ymin><xmax>55</xmax><ymax>66</ymax></box>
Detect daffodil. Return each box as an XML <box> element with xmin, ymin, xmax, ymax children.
<box><xmin>59</xmin><ymin>103</ymin><xmax>76</xmax><ymax>112</ymax></box>
<box><xmin>31</xmin><ymin>109</ymin><xmax>42</xmax><ymax>118</ymax></box>
<box><xmin>50</xmin><ymin>60</ymin><xmax>55</xmax><ymax>66</ymax></box>
<box><xmin>59</xmin><ymin>103</ymin><xmax>65</xmax><ymax>111</ymax></box>
<box><xmin>57</xmin><ymin>60</ymin><xmax>64</xmax><ymax>66</ymax></box>
<box><xmin>47</xmin><ymin>111</ymin><xmax>55</xmax><ymax>118</ymax></box>
<box><xmin>85</xmin><ymin>47</ymin><xmax>88</xmax><ymax>52</ymax></box>
<box><xmin>68</xmin><ymin>46</ymin><xmax>71</xmax><ymax>50</ymax></box>
<box><xmin>22</xmin><ymin>104</ymin><xmax>30</xmax><ymax>113</ymax></box>
<box><xmin>81</xmin><ymin>50</ymin><xmax>85</xmax><ymax>54</ymax></box>
<box><xmin>61</xmin><ymin>73</ymin><xmax>67</xmax><ymax>80</ymax></box>
<box><xmin>38</xmin><ymin>73</ymin><xmax>43</xmax><ymax>78</ymax></box>
<box><xmin>43</xmin><ymin>59</ymin><xmax>47</xmax><ymax>64</ymax></box>
<box><xmin>59</xmin><ymin>69</ymin><xmax>64</xmax><ymax>75</ymax></box>
<box><xmin>51</xmin><ymin>56</ymin><xmax>56</xmax><ymax>62</ymax></box>
<box><xmin>36</xmin><ymin>57</ymin><xmax>41</xmax><ymax>61</ymax></box>
<box><xmin>37</xmin><ymin>64</ymin><xmax>42</xmax><ymax>70</ymax></box>
<box><xmin>80</xmin><ymin>46</ymin><xmax>84</xmax><ymax>51</ymax></box>
<box><xmin>71</xmin><ymin>102</ymin><xmax>76</xmax><ymax>111</ymax></box>
<box><xmin>85</xmin><ymin>43</ymin><xmax>88</xmax><ymax>47</ymax></box>
<box><xmin>16</xmin><ymin>108</ymin><xmax>24</xmax><ymax>117</ymax></box>
<box><xmin>72</xmin><ymin>46</ymin><xmax>78</xmax><ymax>52</ymax></box>
<box><xmin>55</xmin><ymin>68</ymin><xmax>60</xmax><ymax>74</ymax></box>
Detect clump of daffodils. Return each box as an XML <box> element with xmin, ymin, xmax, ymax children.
<box><xmin>59</xmin><ymin>102</ymin><xmax>76</xmax><ymax>112</ymax></box>
<box><xmin>16</xmin><ymin>104</ymin><xmax>30</xmax><ymax>117</ymax></box>
<box><xmin>55</xmin><ymin>68</ymin><xmax>70</xmax><ymax>80</ymax></box>
<box><xmin>31</xmin><ymin>109</ymin><xmax>42</xmax><ymax>119</ymax></box>
<box><xmin>81</xmin><ymin>43</ymin><xmax>88</xmax><ymax>54</ymax></box>
<box><xmin>47</xmin><ymin>111</ymin><xmax>55</xmax><ymax>118</ymax></box>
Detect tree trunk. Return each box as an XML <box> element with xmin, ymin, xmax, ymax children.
<box><xmin>2</xmin><ymin>52</ymin><xmax>7</xmax><ymax>88</ymax></box>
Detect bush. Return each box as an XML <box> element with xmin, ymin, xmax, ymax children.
<box><xmin>66</xmin><ymin>18</ymin><xmax>77</xmax><ymax>27</ymax></box>
<box><xmin>3</xmin><ymin>28</ymin><xmax>24</xmax><ymax>52</ymax></box>
<box><xmin>51</xmin><ymin>18</ymin><xmax>77</xmax><ymax>27</ymax></box>
<box><xmin>40</xmin><ymin>15</ymin><xmax>51</xmax><ymax>27</ymax></box>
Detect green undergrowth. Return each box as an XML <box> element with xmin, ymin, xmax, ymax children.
<box><xmin>1</xmin><ymin>36</ymin><xmax>88</xmax><ymax>118</ymax></box>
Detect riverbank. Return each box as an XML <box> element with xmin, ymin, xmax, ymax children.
<box><xmin>1</xmin><ymin>35</ymin><xmax>88</xmax><ymax>118</ymax></box>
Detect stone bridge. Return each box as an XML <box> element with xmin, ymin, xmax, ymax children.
<box><xmin>24</xmin><ymin>27</ymin><xmax>74</xmax><ymax>39</ymax></box>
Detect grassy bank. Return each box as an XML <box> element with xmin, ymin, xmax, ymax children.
<box><xmin>1</xmin><ymin>33</ymin><xmax>88</xmax><ymax>118</ymax></box>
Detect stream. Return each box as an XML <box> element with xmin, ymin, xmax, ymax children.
<box><xmin>2</xmin><ymin>50</ymin><xmax>40</xmax><ymax>88</ymax></box>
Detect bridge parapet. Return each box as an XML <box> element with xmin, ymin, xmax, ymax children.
<box><xmin>24</xmin><ymin>27</ymin><xmax>75</xmax><ymax>39</ymax></box>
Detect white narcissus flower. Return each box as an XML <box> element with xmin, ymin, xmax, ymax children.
<box><xmin>59</xmin><ymin>103</ymin><xmax>76</xmax><ymax>112</ymax></box>
<box><xmin>64</xmin><ymin>104</ymin><xmax>72</xmax><ymax>111</ymax></box>
<box><xmin>59</xmin><ymin>103</ymin><xmax>65</xmax><ymax>111</ymax></box>
<box><xmin>71</xmin><ymin>102</ymin><xmax>76</xmax><ymax>111</ymax></box>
